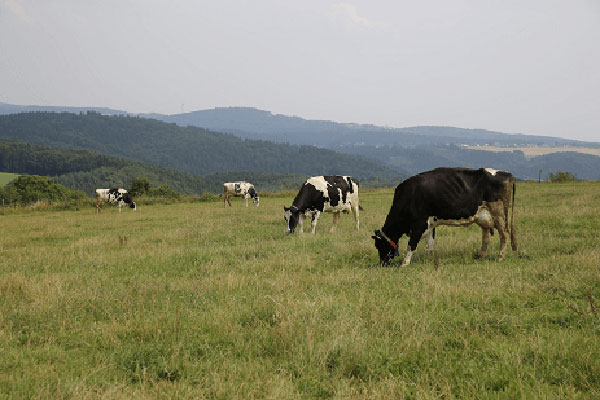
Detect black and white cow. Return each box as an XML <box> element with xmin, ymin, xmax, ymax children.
<box><xmin>284</xmin><ymin>175</ymin><xmax>361</xmax><ymax>234</ymax></box>
<box><xmin>373</xmin><ymin>168</ymin><xmax>517</xmax><ymax>266</ymax></box>
<box><xmin>96</xmin><ymin>188</ymin><xmax>136</xmax><ymax>212</ymax></box>
<box><xmin>223</xmin><ymin>181</ymin><xmax>259</xmax><ymax>207</ymax></box>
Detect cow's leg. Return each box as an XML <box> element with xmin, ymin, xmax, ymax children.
<box><xmin>352</xmin><ymin>205</ymin><xmax>360</xmax><ymax>231</ymax></box>
<box><xmin>330</xmin><ymin>211</ymin><xmax>340</xmax><ymax>232</ymax></box>
<box><xmin>402</xmin><ymin>220</ymin><xmax>427</xmax><ymax>266</ymax></box>
<box><xmin>423</xmin><ymin>217</ymin><xmax>436</xmax><ymax>253</ymax></box>
<box><xmin>402</xmin><ymin>245</ymin><xmax>414</xmax><ymax>266</ymax></box>
<box><xmin>489</xmin><ymin>202</ymin><xmax>508</xmax><ymax>260</ymax></box>
<box><xmin>244</xmin><ymin>195</ymin><xmax>249</xmax><ymax>207</ymax></box>
<box><xmin>311</xmin><ymin>211</ymin><xmax>321</xmax><ymax>234</ymax></box>
<box><xmin>298</xmin><ymin>213</ymin><xmax>304</xmax><ymax>234</ymax></box>
<box><xmin>476</xmin><ymin>227</ymin><xmax>491</xmax><ymax>259</ymax></box>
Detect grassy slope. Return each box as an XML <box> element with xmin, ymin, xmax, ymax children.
<box><xmin>1</xmin><ymin>182</ymin><xmax>599</xmax><ymax>398</ymax></box>
<box><xmin>0</xmin><ymin>172</ymin><xmax>18</xmax><ymax>186</ymax></box>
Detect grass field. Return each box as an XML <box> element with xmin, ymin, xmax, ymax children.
<box><xmin>1</xmin><ymin>182</ymin><xmax>599</xmax><ymax>399</ymax></box>
<box><xmin>0</xmin><ymin>172</ymin><xmax>18</xmax><ymax>186</ymax></box>
<box><xmin>464</xmin><ymin>146</ymin><xmax>600</xmax><ymax>158</ymax></box>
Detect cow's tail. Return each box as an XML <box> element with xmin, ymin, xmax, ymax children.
<box><xmin>510</xmin><ymin>181</ymin><xmax>517</xmax><ymax>251</ymax></box>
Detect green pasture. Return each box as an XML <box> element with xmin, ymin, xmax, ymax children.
<box><xmin>1</xmin><ymin>182</ymin><xmax>599</xmax><ymax>399</ymax></box>
<box><xmin>0</xmin><ymin>172</ymin><xmax>18</xmax><ymax>186</ymax></box>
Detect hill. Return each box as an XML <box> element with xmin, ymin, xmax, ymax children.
<box><xmin>0</xmin><ymin>112</ymin><xmax>403</xmax><ymax>183</ymax></box>
<box><xmin>146</xmin><ymin>107</ymin><xmax>600</xmax><ymax>148</ymax></box>
<box><xmin>4</xmin><ymin>104</ymin><xmax>599</xmax><ymax>179</ymax></box>
<box><xmin>146</xmin><ymin>107</ymin><xmax>600</xmax><ymax>179</ymax></box>
<box><xmin>0</xmin><ymin>139</ymin><xmax>307</xmax><ymax>196</ymax></box>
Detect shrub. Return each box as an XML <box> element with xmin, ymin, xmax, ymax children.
<box><xmin>0</xmin><ymin>174</ymin><xmax>85</xmax><ymax>205</ymax></box>
<box><xmin>130</xmin><ymin>177</ymin><xmax>151</xmax><ymax>197</ymax></box>
<box><xmin>548</xmin><ymin>171</ymin><xmax>577</xmax><ymax>183</ymax></box>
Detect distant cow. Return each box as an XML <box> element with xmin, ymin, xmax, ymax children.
<box><xmin>96</xmin><ymin>188</ymin><xmax>136</xmax><ymax>212</ymax></box>
<box><xmin>223</xmin><ymin>182</ymin><xmax>259</xmax><ymax>207</ymax></box>
<box><xmin>284</xmin><ymin>175</ymin><xmax>361</xmax><ymax>234</ymax></box>
<box><xmin>373</xmin><ymin>168</ymin><xmax>516</xmax><ymax>266</ymax></box>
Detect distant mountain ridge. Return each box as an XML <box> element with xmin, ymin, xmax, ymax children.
<box><xmin>0</xmin><ymin>112</ymin><xmax>403</xmax><ymax>183</ymax></box>
<box><xmin>143</xmin><ymin>107</ymin><xmax>599</xmax><ymax>148</ymax></box>
<box><xmin>2</xmin><ymin>103</ymin><xmax>599</xmax><ymax>180</ymax></box>
<box><xmin>4</xmin><ymin>103</ymin><xmax>597</xmax><ymax>148</ymax></box>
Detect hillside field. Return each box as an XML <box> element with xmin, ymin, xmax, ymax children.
<box><xmin>1</xmin><ymin>182</ymin><xmax>599</xmax><ymax>398</ymax></box>
<box><xmin>0</xmin><ymin>172</ymin><xmax>18</xmax><ymax>186</ymax></box>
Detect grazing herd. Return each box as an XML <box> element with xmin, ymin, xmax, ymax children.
<box><xmin>97</xmin><ymin>167</ymin><xmax>518</xmax><ymax>266</ymax></box>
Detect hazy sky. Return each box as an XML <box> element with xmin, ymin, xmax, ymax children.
<box><xmin>1</xmin><ymin>1</ymin><xmax>599</xmax><ymax>141</ymax></box>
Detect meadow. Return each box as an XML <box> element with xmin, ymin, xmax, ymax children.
<box><xmin>0</xmin><ymin>172</ymin><xmax>18</xmax><ymax>187</ymax></box>
<box><xmin>1</xmin><ymin>182</ymin><xmax>599</xmax><ymax>399</ymax></box>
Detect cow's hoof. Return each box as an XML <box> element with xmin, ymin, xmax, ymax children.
<box><xmin>473</xmin><ymin>254</ymin><xmax>485</xmax><ymax>260</ymax></box>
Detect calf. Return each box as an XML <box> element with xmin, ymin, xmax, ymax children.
<box><xmin>373</xmin><ymin>168</ymin><xmax>516</xmax><ymax>266</ymax></box>
<box><xmin>284</xmin><ymin>175</ymin><xmax>361</xmax><ymax>234</ymax></box>
<box><xmin>96</xmin><ymin>188</ymin><xmax>136</xmax><ymax>213</ymax></box>
<box><xmin>223</xmin><ymin>181</ymin><xmax>259</xmax><ymax>207</ymax></box>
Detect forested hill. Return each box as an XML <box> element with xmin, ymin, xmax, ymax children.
<box><xmin>0</xmin><ymin>112</ymin><xmax>403</xmax><ymax>182</ymax></box>
<box><xmin>0</xmin><ymin>139</ymin><xmax>307</xmax><ymax>195</ymax></box>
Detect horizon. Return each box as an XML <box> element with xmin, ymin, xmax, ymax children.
<box><xmin>1</xmin><ymin>1</ymin><xmax>599</xmax><ymax>141</ymax></box>
<box><xmin>3</xmin><ymin>102</ymin><xmax>598</xmax><ymax>144</ymax></box>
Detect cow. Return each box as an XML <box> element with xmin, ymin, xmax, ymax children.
<box><xmin>223</xmin><ymin>181</ymin><xmax>259</xmax><ymax>207</ymax></box>
<box><xmin>372</xmin><ymin>168</ymin><xmax>517</xmax><ymax>266</ymax></box>
<box><xmin>284</xmin><ymin>175</ymin><xmax>361</xmax><ymax>234</ymax></box>
<box><xmin>96</xmin><ymin>188</ymin><xmax>136</xmax><ymax>213</ymax></box>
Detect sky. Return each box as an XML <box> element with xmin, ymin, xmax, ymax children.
<box><xmin>1</xmin><ymin>1</ymin><xmax>599</xmax><ymax>142</ymax></box>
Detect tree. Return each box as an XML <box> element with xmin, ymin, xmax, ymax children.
<box><xmin>130</xmin><ymin>177</ymin><xmax>151</xmax><ymax>196</ymax></box>
<box><xmin>548</xmin><ymin>171</ymin><xmax>577</xmax><ymax>183</ymax></box>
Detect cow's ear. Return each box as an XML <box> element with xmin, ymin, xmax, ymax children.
<box><xmin>371</xmin><ymin>235</ymin><xmax>378</xmax><ymax>240</ymax></box>
<box><xmin>284</xmin><ymin>206</ymin><xmax>290</xmax><ymax>211</ymax></box>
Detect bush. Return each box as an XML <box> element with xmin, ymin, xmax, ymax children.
<box><xmin>130</xmin><ymin>177</ymin><xmax>151</xmax><ymax>197</ymax></box>
<box><xmin>548</xmin><ymin>171</ymin><xmax>577</xmax><ymax>183</ymax></box>
<box><xmin>148</xmin><ymin>184</ymin><xmax>180</xmax><ymax>199</ymax></box>
<box><xmin>0</xmin><ymin>174</ymin><xmax>85</xmax><ymax>205</ymax></box>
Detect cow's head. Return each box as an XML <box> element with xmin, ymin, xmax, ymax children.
<box><xmin>253</xmin><ymin>196</ymin><xmax>259</xmax><ymax>206</ymax></box>
<box><xmin>372</xmin><ymin>229</ymin><xmax>399</xmax><ymax>266</ymax></box>
<box><xmin>130</xmin><ymin>201</ymin><xmax>137</xmax><ymax>211</ymax></box>
<box><xmin>283</xmin><ymin>206</ymin><xmax>300</xmax><ymax>233</ymax></box>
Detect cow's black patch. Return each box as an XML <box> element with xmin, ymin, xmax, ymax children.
<box><xmin>375</xmin><ymin>168</ymin><xmax>513</xmax><ymax>264</ymax></box>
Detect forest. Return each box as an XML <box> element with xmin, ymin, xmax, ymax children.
<box><xmin>0</xmin><ymin>139</ymin><xmax>308</xmax><ymax>196</ymax></box>
<box><xmin>0</xmin><ymin>112</ymin><xmax>402</xmax><ymax>182</ymax></box>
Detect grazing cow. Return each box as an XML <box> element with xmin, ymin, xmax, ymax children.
<box><xmin>284</xmin><ymin>175</ymin><xmax>361</xmax><ymax>234</ymax></box>
<box><xmin>223</xmin><ymin>181</ymin><xmax>259</xmax><ymax>207</ymax></box>
<box><xmin>96</xmin><ymin>188</ymin><xmax>136</xmax><ymax>213</ymax></box>
<box><xmin>372</xmin><ymin>168</ymin><xmax>517</xmax><ymax>266</ymax></box>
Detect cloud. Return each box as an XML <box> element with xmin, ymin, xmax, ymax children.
<box><xmin>3</xmin><ymin>0</ymin><xmax>35</xmax><ymax>24</ymax></box>
<box><xmin>331</xmin><ymin>3</ymin><xmax>381</xmax><ymax>29</ymax></box>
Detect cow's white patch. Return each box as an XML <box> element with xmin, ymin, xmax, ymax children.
<box><xmin>475</xmin><ymin>207</ymin><xmax>493</xmax><ymax>229</ymax></box>
<box><xmin>485</xmin><ymin>168</ymin><xmax>498</xmax><ymax>176</ymax></box>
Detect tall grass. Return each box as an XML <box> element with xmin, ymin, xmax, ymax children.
<box><xmin>1</xmin><ymin>182</ymin><xmax>599</xmax><ymax>399</ymax></box>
